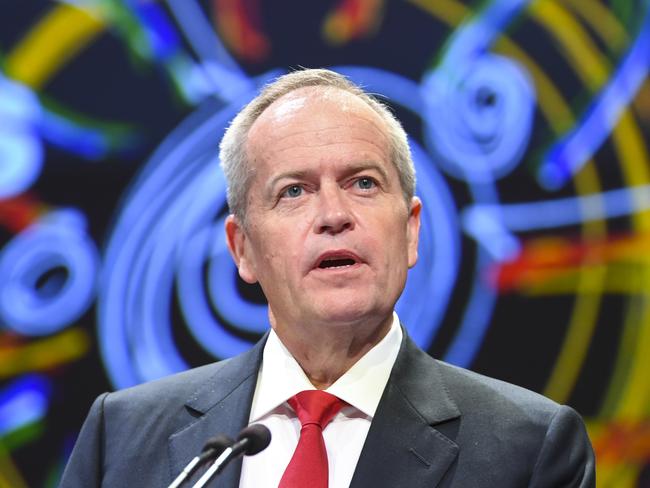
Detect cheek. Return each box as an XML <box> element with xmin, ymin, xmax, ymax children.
<box><xmin>377</xmin><ymin>220</ymin><xmax>411</xmax><ymax>271</ymax></box>
<box><xmin>254</xmin><ymin>226</ymin><xmax>307</xmax><ymax>281</ymax></box>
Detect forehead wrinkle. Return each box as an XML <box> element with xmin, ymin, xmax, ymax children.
<box><xmin>266</xmin><ymin>124</ymin><xmax>390</xmax><ymax>155</ymax></box>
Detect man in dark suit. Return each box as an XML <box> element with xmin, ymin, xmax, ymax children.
<box><xmin>60</xmin><ymin>69</ymin><xmax>595</xmax><ymax>487</ymax></box>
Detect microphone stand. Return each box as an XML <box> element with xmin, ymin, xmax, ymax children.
<box><xmin>167</xmin><ymin>436</ymin><xmax>233</xmax><ymax>488</ymax></box>
<box><xmin>168</xmin><ymin>457</ymin><xmax>205</xmax><ymax>488</ymax></box>
<box><xmin>190</xmin><ymin>446</ymin><xmax>236</xmax><ymax>488</ymax></box>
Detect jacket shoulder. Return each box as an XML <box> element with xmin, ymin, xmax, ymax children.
<box><xmin>104</xmin><ymin>360</ymin><xmax>229</xmax><ymax>410</ymax></box>
<box><xmin>434</xmin><ymin>359</ymin><xmax>561</xmax><ymax>422</ymax></box>
<box><xmin>425</xmin><ymin>360</ymin><xmax>594</xmax><ymax>486</ymax></box>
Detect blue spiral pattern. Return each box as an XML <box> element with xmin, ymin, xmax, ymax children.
<box><xmin>0</xmin><ymin>210</ymin><xmax>98</xmax><ymax>336</ymax></box>
<box><xmin>0</xmin><ymin>76</ymin><xmax>42</xmax><ymax>198</ymax></box>
<box><xmin>422</xmin><ymin>53</ymin><xmax>535</xmax><ymax>183</ymax></box>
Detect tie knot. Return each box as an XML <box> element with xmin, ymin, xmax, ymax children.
<box><xmin>288</xmin><ymin>390</ymin><xmax>345</xmax><ymax>429</ymax></box>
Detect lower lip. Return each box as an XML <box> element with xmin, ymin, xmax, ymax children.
<box><xmin>313</xmin><ymin>262</ymin><xmax>363</xmax><ymax>274</ymax></box>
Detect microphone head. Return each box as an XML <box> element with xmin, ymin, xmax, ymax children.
<box><xmin>202</xmin><ymin>435</ymin><xmax>234</xmax><ymax>454</ymax></box>
<box><xmin>237</xmin><ymin>424</ymin><xmax>271</xmax><ymax>455</ymax></box>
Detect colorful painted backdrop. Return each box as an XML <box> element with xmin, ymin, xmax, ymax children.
<box><xmin>1</xmin><ymin>0</ymin><xmax>649</xmax><ymax>486</ymax></box>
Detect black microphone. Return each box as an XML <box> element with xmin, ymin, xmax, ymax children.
<box><xmin>191</xmin><ymin>424</ymin><xmax>271</xmax><ymax>488</ymax></box>
<box><xmin>230</xmin><ymin>424</ymin><xmax>272</xmax><ymax>457</ymax></box>
<box><xmin>167</xmin><ymin>435</ymin><xmax>234</xmax><ymax>488</ymax></box>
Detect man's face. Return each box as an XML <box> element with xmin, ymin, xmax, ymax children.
<box><xmin>226</xmin><ymin>87</ymin><xmax>421</xmax><ymax>333</ymax></box>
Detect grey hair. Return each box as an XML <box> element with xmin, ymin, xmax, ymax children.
<box><xmin>219</xmin><ymin>68</ymin><xmax>416</xmax><ymax>222</ymax></box>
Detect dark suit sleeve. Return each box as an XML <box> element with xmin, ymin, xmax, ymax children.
<box><xmin>528</xmin><ymin>405</ymin><xmax>595</xmax><ymax>488</ymax></box>
<box><xmin>59</xmin><ymin>393</ymin><xmax>108</xmax><ymax>488</ymax></box>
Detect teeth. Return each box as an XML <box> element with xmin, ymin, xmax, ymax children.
<box><xmin>319</xmin><ymin>258</ymin><xmax>356</xmax><ymax>269</ymax></box>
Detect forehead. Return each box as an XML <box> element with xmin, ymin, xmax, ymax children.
<box><xmin>246</xmin><ymin>87</ymin><xmax>391</xmax><ymax>162</ymax></box>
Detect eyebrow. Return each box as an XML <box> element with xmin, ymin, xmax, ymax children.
<box><xmin>265</xmin><ymin>161</ymin><xmax>391</xmax><ymax>196</ymax></box>
<box><xmin>265</xmin><ymin>170</ymin><xmax>311</xmax><ymax>198</ymax></box>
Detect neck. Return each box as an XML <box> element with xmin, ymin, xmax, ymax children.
<box><xmin>270</xmin><ymin>310</ymin><xmax>393</xmax><ymax>389</ymax></box>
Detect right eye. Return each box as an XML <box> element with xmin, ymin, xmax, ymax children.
<box><xmin>282</xmin><ymin>185</ymin><xmax>303</xmax><ymax>198</ymax></box>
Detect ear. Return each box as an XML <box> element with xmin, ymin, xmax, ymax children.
<box><xmin>406</xmin><ymin>196</ymin><xmax>422</xmax><ymax>268</ymax></box>
<box><xmin>225</xmin><ymin>214</ymin><xmax>258</xmax><ymax>284</ymax></box>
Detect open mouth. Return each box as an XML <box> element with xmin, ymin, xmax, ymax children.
<box><xmin>315</xmin><ymin>251</ymin><xmax>361</xmax><ymax>270</ymax></box>
<box><xmin>318</xmin><ymin>258</ymin><xmax>357</xmax><ymax>269</ymax></box>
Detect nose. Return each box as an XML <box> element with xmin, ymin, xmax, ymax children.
<box><xmin>313</xmin><ymin>185</ymin><xmax>354</xmax><ymax>235</ymax></box>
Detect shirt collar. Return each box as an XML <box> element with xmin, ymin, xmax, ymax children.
<box><xmin>249</xmin><ymin>312</ymin><xmax>402</xmax><ymax>422</ymax></box>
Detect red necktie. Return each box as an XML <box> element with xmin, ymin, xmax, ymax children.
<box><xmin>278</xmin><ymin>390</ymin><xmax>346</xmax><ymax>488</ymax></box>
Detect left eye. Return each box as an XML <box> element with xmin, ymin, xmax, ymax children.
<box><xmin>356</xmin><ymin>177</ymin><xmax>375</xmax><ymax>190</ymax></box>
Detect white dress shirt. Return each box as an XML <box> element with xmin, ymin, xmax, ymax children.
<box><xmin>239</xmin><ymin>313</ymin><xmax>403</xmax><ymax>488</ymax></box>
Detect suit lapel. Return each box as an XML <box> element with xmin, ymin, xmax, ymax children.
<box><xmin>166</xmin><ymin>330</ymin><xmax>460</xmax><ymax>487</ymax></box>
<box><xmin>167</xmin><ymin>337</ymin><xmax>266</xmax><ymax>488</ymax></box>
<box><xmin>350</xmin><ymin>333</ymin><xmax>461</xmax><ymax>488</ymax></box>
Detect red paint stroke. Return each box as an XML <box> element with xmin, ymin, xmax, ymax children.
<box><xmin>593</xmin><ymin>420</ymin><xmax>650</xmax><ymax>464</ymax></box>
<box><xmin>0</xmin><ymin>331</ymin><xmax>25</xmax><ymax>349</ymax></box>
<box><xmin>323</xmin><ymin>0</ymin><xmax>385</xmax><ymax>44</ymax></box>
<box><xmin>489</xmin><ymin>233</ymin><xmax>650</xmax><ymax>292</ymax></box>
<box><xmin>213</xmin><ymin>0</ymin><xmax>270</xmax><ymax>63</ymax></box>
<box><xmin>0</xmin><ymin>193</ymin><xmax>46</xmax><ymax>234</ymax></box>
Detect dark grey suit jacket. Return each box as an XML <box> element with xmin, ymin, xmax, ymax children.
<box><xmin>59</xmin><ymin>333</ymin><xmax>595</xmax><ymax>487</ymax></box>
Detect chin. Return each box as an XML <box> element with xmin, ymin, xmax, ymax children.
<box><xmin>312</xmin><ymin>295</ymin><xmax>387</xmax><ymax>325</ymax></box>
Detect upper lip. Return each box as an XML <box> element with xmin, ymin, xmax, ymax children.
<box><xmin>313</xmin><ymin>249</ymin><xmax>363</xmax><ymax>269</ymax></box>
